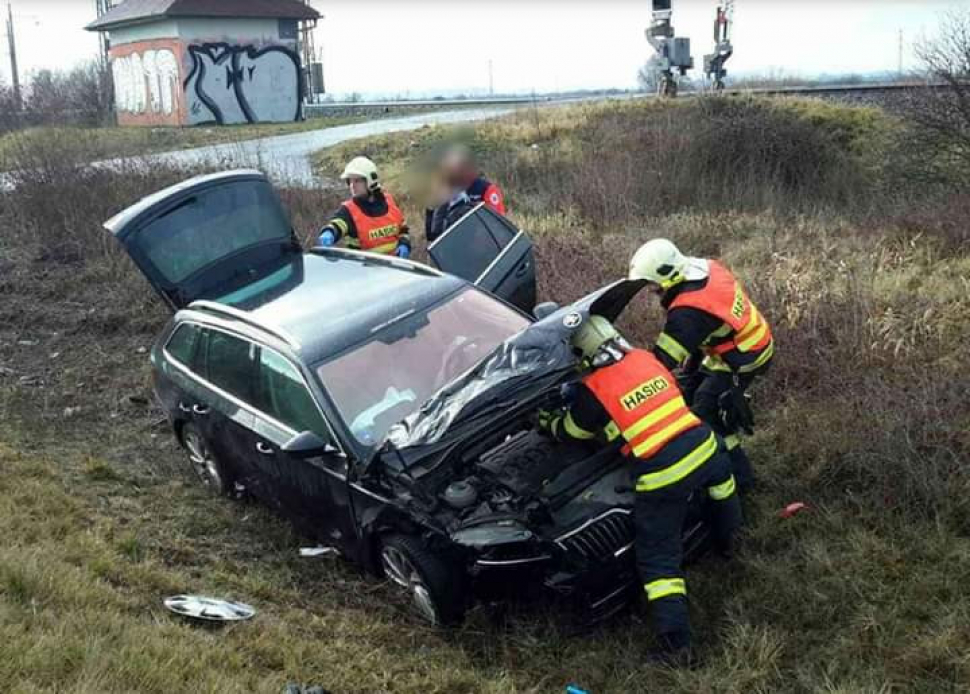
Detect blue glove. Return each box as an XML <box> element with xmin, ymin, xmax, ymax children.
<box><xmin>318</xmin><ymin>229</ymin><xmax>335</xmax><ymax>247</ymax></box>
<box><xmin>395</xmin><ymin>245</ymin><xmax>410</xmax><ymax>259</ymax></box>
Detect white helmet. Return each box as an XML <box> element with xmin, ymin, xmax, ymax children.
<box><xmin>572</xmin><ymin>315</ymin><xmax>621</xmax><ymax>361</ymax></box>
<box><xmin>629</xmin><ymin>238</ymin><xmax>707</xmax><ymax>289</ymax></box>
<box><xmin>341</xmin><ymin>156</ymin><xmax>380</xmax><ymax>191</ymax></box>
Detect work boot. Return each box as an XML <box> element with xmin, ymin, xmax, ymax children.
<box><xmin>645</xmin><ymin>632</ymin><xmax>699</xmax><ymax>669</ymax></box>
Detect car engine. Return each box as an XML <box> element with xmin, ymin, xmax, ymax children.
<box><xmin>429</xmin><ymin>427</ymin><xmax>635</xmax><ymax>537</ymax></box>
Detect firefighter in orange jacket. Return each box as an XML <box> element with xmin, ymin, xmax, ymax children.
<box><xmin>629</xmin><ymin>239</ymin><xmax>774</xmax><ymax>491</ymax></box>
<box><xmin>540</xmin><ymin>315</ymin><xmax>741</xmax><ymax>666</ymax></box>
<box><xmin>318</xmin><ymin>157</ymin><xmax>411</xmax><ymax>257</ymax></box>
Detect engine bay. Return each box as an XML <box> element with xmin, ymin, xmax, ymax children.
<box><xmin>424</xmin><ymin>426</ymin><xmax>635</xmax><ymax>536</ymax></box>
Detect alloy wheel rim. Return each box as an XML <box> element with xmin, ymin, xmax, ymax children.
<box><xmin>381</xmin><ymin>546</ymin><xmax>439</xmax><ymax>624</ymax></box>
<box><xmin>184</xmin><ymin>430</ymin><xmax>222</xmax><ymax>490</ymax></box>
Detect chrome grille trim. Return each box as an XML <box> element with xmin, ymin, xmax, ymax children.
<box><xmin>555</xmin><ymin>509</ymin><xmax>635</xmax><ymax>560</ymax></box>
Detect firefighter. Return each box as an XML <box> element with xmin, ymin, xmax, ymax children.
<box><xmin>317</xmin><ymin>157</ymin><xmax>411</xmax><ymax>257</ymax></box>
<box><xmin>539</xmin><ymin>315</ymin><xmax>741</xmax><ymax>666</ymax></box>
<box><xmin>628</xmin><ymin>239</ymin><xmax>774</xmax><ymax>490</ymax></box>
<box><xmin>425</xmin><ymin>144</ymin><xmax>506</xmax><ymax>243</ymax></box>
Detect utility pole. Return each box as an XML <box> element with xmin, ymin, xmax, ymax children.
<box><xmin>488</xmin><ymin>59</ymin><xmax>494</xmax><ymax>96</ymax></box>
<box><xmin>95</xmin><ymin>0</ymin><xmax>113</xmax><ymax>65</ymax></box>
<box><xmin>897</xmin><ymin>29</ymin><xmax>904</xmax><ymax>77</ymax></box>
<box><xmin>6</xmin><ymin>2</ymin><xmax>20</xmax><ymax>109</ymax></box>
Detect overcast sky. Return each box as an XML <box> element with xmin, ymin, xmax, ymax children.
<box><xmin>1</xmin><ymin>0</ymin><xmax>964</xmax><ymax>97</ymax></box>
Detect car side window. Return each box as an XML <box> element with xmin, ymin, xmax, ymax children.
<box><xmin>430</xmin><ymin>211</ymin><xmax>502</xmax><ymax>282</ymax></box>
<box><xmin>203</xmin><ymin>330</ymin><xmax>257</xmax><ymax>401</ymax></box>
<box><xmin>429</xmin><ymin>207</ymin><xmax>521</xmax><ymax>283</ymax></box>
<box><xmin>166</xmin><ymin>323</ymin><xmax>202</xmax><ymax>366</ymax></box>
<box><xmin>258</xmin><ymin>348</ymin><xmax>329</xmax><ymax>438</ymax></box>
<box><xmin>480</xmin><ymin>209</ymin><xmax>517</xmax><ymax>247</ymax></box>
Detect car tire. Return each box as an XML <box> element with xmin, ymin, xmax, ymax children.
<box><xmin>180</xmin><ymin>422</ymin><xmax>235</xmax><ymax>497</ymax></box>
<box><xmin>379</xmin><ymin>534</ymin><xmax>466</xmax><ymax>626</ymax></box>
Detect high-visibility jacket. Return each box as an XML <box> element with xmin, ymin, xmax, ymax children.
<box><xmin>584</xmin><ymin>348</ymin><xmax>703</xmax><ymax>461</ymax></box>
<box><xmin>669</xmin><ymin>261</ymin><xmax>773</xmax><ymax>366</ymax></box>
<box><xmin>342</xmin><ymin>193</ymin><xmax>406</xmax><ymax>254</ymax></box>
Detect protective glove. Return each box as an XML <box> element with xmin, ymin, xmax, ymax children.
<box><xmin>395</xmin><ymin>244</ymin><xmax>411</xmax><ymax>259</ymax></box>
<box><xmin>318</xmin><ymin>229</ymin><xmax>336</xmax><ymax>247</ymax></box>
<box><xmin>536</xmin><ymin>408</ymin><xmax>559</xmax><ymax>435</ymax></box>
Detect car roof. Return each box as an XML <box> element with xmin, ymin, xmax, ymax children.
<box><xmin>181</xmin><ymin>249</ymin><xmax>466</xmax><ymax>364</ymax></box>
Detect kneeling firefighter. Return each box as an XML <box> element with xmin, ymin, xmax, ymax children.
<box><xmin>317</xmin><ymin>156</ymin><xmax>411</xmax><ymax>257</ymax></box>
<box><xmin>628</xmin><ymin>239</ymin><xmax>774</xmax><ymax>490</ymax></box>
<box><xmin>539</xmin><ymin>315</ymin><xmax>742</xmax><ymax>665</ymax></box>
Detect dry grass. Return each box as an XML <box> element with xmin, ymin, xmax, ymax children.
<box><xmin>2</xmin><ymin>97</ymin><xmax>970</xmax><ymax>693</ymax></box>
<box><xmin>0</xmin><ymin>114</ymin><xmax>376</xmax><ymax>171</ymax></box>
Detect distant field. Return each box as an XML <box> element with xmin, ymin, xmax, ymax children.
<box><xmin>1</xmin><ymin>96</ymin><xmax>968</xmax><ymax>692</ymax></box>
<box><xmin>0</xmin><ymin>114</ymin><xmax>378</xmax><ymax>168</ymax></box>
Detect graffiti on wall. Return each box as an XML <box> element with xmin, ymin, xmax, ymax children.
<box><xmin>113</xmin><ymin>49</ymin><xmax>180</xmax><ymax>115</ymax></box>
<box><xmin>184</xmin><ymin>43</ymin><xmax>302</xmax><ymax>125</ymax></box>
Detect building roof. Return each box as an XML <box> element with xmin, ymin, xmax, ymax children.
<box><xmin>86</xmin><ymin>0</ymin><xmax>320</xmax><ymax>31</ymax></box>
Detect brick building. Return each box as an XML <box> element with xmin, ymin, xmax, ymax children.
<box><xmin>86</xmin><ymin>0</ymin><xmax>320</xmax><ymax>127</ymax></box>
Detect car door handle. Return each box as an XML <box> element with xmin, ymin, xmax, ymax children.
<box><xmin>514</xmin><ymin>262</ymin><xmax>530</xmax><ymax>277</ymax></box>
<box><xmin>255</xmin><ymin>441</ymin><xmax>275</xmax><ymax>455</ymax></box>
<box><xmin>178</xmin><ymin>401</ymin><xmax>193</xmax><ymax>413</ymax></box>
<box><xmin>192</xmin><ymin>404</ymin><xmax>210</xmax><ymax>416</ymax></box>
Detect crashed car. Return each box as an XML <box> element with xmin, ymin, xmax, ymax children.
<box><xmin>106</xmin><ymin>169</ymin><xmax>711</xmax><ymax>625</ymax></box>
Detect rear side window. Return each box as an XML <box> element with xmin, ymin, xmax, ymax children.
<box><xmin>139</xmin><ymin>180</ymin><xmax>292</xmax><ymax>283</ymax></box>
<box><xmin>429</xmin><ymin>206</ymin><xmax>517</xmax><ymax>282</ymax></box>
<box><xmin>204</xmin><ymin>330</ymin><xmax>257</xmax><ymax>401</ymax></box>
<box><xmin>258</xmin><ymin>349</ymin><xmax>328</xmax><ymax>437</ymax></box>
<box><xmin>166</xmin><ymin>323</ymin><xmax>202</xmax><ymax>365</ymax></box>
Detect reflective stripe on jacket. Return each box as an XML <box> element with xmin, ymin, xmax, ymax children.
<box><xmin>668</xmin><ymin>261</ymin><xmax>773</xmax><ymax>365</ymax></box>
<box><xmin>583</xmin><ymin>348</ymin><xmax>702</xmax><ymax>460</ymax></box>
<box><xmin>342</xmin><ymin>193</ymin><xmax>406</xmax><ymax>254</ymax></box>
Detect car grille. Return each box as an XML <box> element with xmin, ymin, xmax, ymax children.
<box><xmin>556</xmin><ymin>510</ymin><xmax>635</xmax><ymax>560</ymax></box>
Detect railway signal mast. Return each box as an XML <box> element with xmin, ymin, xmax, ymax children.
<box><xmin>704</xmin><ymin>0</ymin><xmax>735</xmax><ymax>90</ymax></box>
<box><xmin>645</xmin><ymin>0</ymin><xmax>693</xmax><ymax>97</ymax></box>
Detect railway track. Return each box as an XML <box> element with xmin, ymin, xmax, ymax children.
<box><xmin>304</xmin><ymin>81</ymin><xmax>947</xmax><ymax>119</ymax></box>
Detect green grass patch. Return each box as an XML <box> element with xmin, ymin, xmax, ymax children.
<box><xmin>1</xmin><ymin>96</ymin><xmax>969</xmax><ymax>692</ymax></box>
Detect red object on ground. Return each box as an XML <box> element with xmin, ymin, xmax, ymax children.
<box><xmin>779</xmin><ymin>502</ymin><xmax>808</xmax><ymax>519</ymax></box>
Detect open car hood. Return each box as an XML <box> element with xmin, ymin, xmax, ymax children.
<box><xmin>387</xmin><ymin>279</ymin><xmax>648</xmax><ymax>450</ymax></box>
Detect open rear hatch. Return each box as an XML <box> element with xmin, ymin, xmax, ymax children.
<box><xmin>103</xmin><ymin>169</ymin><xmax>302</xmax><ymax>311</ymax></box>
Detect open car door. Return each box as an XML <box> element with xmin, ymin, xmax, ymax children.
<box><xmin>427</xmin><ymin>204</ymin><xmax>537</xmax><ymax>314</ymax></box>
<box><xmin>103</xmin><ymin>170</ymin><xmax>303</xmax><ymax>312</ymax></box>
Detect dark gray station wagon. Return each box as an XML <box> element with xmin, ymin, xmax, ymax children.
<box><xmin>106</xmin><ymin>170</ymin><xmax>711</xmax><ymax>625</ymax></box>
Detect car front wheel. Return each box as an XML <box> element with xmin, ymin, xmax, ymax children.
<box><xmin>181</xmin><ymin>423</ymin><xmax>234</xmax><ymax>496</ymax></box>
<box><xmin>379</xmin><ymin>534</ymin><xmax>466</xmax><ymax>626</ymax></box>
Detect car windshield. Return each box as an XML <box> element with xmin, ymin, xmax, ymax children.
<box><xmin>316</xmin><ymin>288</ymin><xmax>530</xmax><ymax>447</ymax></box>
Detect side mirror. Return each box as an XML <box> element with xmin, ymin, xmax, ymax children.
<box><xmin>533</xmin><ymin>301</ymin><xmax>560</xmax><ymax>320</ymax></box>
<box><xmin>281</xmin><ymin>430</ymin><xmax>330</xmax><ymax>458</ymax></box>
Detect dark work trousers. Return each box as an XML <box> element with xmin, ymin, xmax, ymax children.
<box><xmin>684</xmin><ymin>370</ymin><xmax>761</xmax><ymax>489</ymax></box>
<box><xmin>634</xmin><ymin>435</ymin><xmax>742</xmax><ymax>642</ymax></box>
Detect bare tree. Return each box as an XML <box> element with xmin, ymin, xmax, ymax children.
<box><xmin>637</xmin><ymin>57</ymin><xmax>662</xmax><ymax>93</ymax></box>
<box><xmin>909</xmin><ymin>10</ymin><xmax>970</xmax><ymax>174</ymax></box>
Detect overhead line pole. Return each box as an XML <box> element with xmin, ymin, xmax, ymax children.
<box><xmin>6</xmin><ymin>2</ymin><xmax>20</xmax><ymax>109</ymax></box>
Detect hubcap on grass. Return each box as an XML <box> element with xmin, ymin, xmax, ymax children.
<box><xmin>183</xmin><ymin>430</ymin><xmax>223</xmax><ymax>491</ymax></box>
<box><xmin>380</xmin><ymin>546</ymin><xmax>438</xmax><ymax>624</ymax></box>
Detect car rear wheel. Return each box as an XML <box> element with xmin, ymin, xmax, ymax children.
<box><xmin>181</xmin><ymin>423</ymin><xmax>234</xmax><ymax>496</ymax></box>
<box><xmin>379</xmin><ymin>534</ymin><xmax>466</xmax><ymax>626</ymax></box>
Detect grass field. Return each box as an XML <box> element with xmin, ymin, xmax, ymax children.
<box><xmin>1</xmin><ymin>96</ymin><xmax>969</xmax><ymax>693</ymax></box>
<box><xmin>0</xmin><ymin>114</ymin><xmax>380</xmax><ymax>170</ymax></box>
